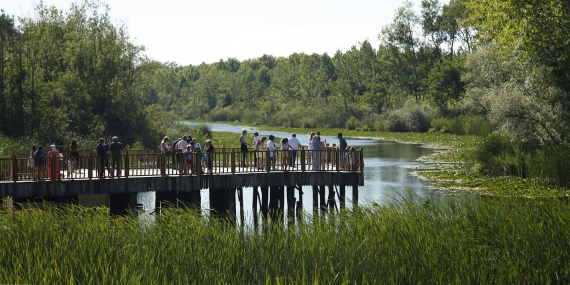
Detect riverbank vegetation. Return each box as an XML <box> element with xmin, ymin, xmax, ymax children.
<box><xmin>2</xmin><ymin>195</ymin><xmax>570</xmax><ymax>283</ymax></box>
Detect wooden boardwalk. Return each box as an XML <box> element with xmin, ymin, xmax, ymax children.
<box><xmin>0</xmin><ymin>148</ymin><xmax>364</xmax><ymax>200</ymax></box>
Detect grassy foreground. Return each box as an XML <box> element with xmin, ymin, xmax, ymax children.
<box><xmin>2</xmin><ymin>196</ymin><xmax>570</xmax><ymax>284</ymax></box>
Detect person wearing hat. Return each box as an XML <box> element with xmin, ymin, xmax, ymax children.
<box><xmin>109</xmin><ymin>136</ymin><xmax>123</xmax><ymax>178</ymax></box>
<box><xmin>288</xmin><ymin>134</ymin><xmax>300</xmax><ymax>168</ymax></box>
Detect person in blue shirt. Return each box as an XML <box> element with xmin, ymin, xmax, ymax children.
<box><xmin>34</xmin><ymin>146</ymin><xmax>44</xmax><ymax>180</ymax></box>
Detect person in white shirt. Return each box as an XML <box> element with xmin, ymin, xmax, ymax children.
<box><xmin>267</xmin><ymin>135</ymin><xmax>276</xmax><ymax>171</ymax></box>
<box><xmin>288</xmin><ymin>134</ymin><xmax>301</xmax><ymax>168</ymax></box>
<box><xmin>192</xmin><ymin>138</ymin><xmax>201</xmax><ymax>150</ymax></box>
<box><xmin>178</xmin><ymin>136</ymin><xmax>189</xmax><ymax>151</ymax></box>
<box><xmin>177</xmin><ymin>136</ymin><xmax>189</xmax><ymax>172</ymax></box>
<box><xmin>253</xmin><ymin>132</ymin><xmax>260</xmax><ymax>166</ymax></box>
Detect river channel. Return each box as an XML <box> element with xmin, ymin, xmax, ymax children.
<box><xmin>152</xmin><ymin>123</ymin><xmax>438</xmax><ymax>220</ymax></box>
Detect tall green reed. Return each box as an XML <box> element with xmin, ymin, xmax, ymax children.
<box><xmin>1</xmin><ymin>196</ymin><xmax>570</xmax><ymax>284</ymax></box>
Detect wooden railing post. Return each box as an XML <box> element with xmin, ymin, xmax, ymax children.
<box><xmin>231</xmin><ymin>149</ymin><xmax>236</xmax><ymax>174</ymax></box>
<box><xmin>88</xmin><ymin>150</ymin><xmax>93</xmax><ymax>179</ymax></box>
<box><xmin>300</xmin><ymin>147</ymin><xmax>306</xmax><ymax>174</ymax></box>
<box><xmin>333</xmin><ymin>149</ymin><xmax>340</xmax><ymax>172</ymax></box>
<box><xmin>160</xmin><ymin>152</ymin><xmax>166</xmax><ymax>177</ymax></box>
<box><xmin>222</xmin><ymin>146</ymin><xmax>227</xmax><ymax>167</ymax></box>
<box><xmin>359</xmin><ymin>148</ymin><xmax>364</xmax><ymax>171</ymax></box>
<box><xmin>11</xmin><ymin>154</ymin><xmax>17</xmax><ymax>182</ymax></box>
<box><xmin>266</xmin><ymin>149</ymin><xmax>271</xmax><ymax>173</ymax></box>
<box><xmin>124</xmin><ymin>149</ymin><xmax>129</xmax><ymax>179</ymax></box>
<box><xmin>196</xmin><ymin>149</ymin><xmax>202</xmax><ymax>189</ymax></box>
<box><xmin>231</xmin><ymin>149</ymin><xmax>236</xmax><ymax>188</ymax></box>
<box><xmin>51</xmin><ymin>154</ymin><xmax>56</xmax><ymax>181</ymax></box>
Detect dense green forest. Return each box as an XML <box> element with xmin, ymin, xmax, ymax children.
<box><xmin>1</xmin><ymin>0</ymin><xmax>569</xmax><ymax>149</ymax></box>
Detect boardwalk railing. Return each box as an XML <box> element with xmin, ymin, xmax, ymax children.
<box><xmin>0</xmin><ymin>147</ymin><xmax>363</xmax><ymax>182</ymax></box>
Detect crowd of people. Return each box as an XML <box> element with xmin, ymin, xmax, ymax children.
<box><xmin>242</xmin><ymin>131</ymin><xmax>357</xmax><ymax>171</ymax></box>
<box><xmin>160</xmin><ymin>135</ymin><xmax>214</xmax><ymax>174</ymax></box>
<box><xmin>26</xmin><ymin>132</ymin><xmax>358</xmax><ymax>181</ymax></box>
<box><xmin>29</xmin><ymin>137</ymin><xmax>125</xmax><ymax>180</ymax></box>
<box><xmin>29</xmin><ymin>138</ymin><xmax>85</xmax><ymax>181</ymax></box>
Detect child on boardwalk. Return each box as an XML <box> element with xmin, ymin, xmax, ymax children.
<box><xmin>183</xmin><ymin>143</ymin><xmax>195</xmax><ymax>175</ymax></box>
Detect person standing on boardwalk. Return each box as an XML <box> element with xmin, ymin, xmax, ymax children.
<box><xmin>338</xmin><ymin>133</ymin><xmax>347</xmax><ymax>170</ymax></box>
<box><xmin>54</xmin><ymin>138</ymin><xmax>64</xmax><ymax>154</ymax></box>
<box><xmin>288</xmin><ymin>134</ymin><xmax>300</xmax><ymax>168</ymax></box>
<box><xmin>69</xmin><ymin>138</ymin><xmax>79</xmax><ymax>170</ymax></box>
<box><xmin>267</xmin><ymin>135</ymin><xmax>277</xmax><ymax>171</ymax></box>
<box><xmin>183</xmin><ymin>143</ymin><xmax>195</xmax><ymax>174</ymax></box>
<box><xmin>34</xmin><ymin>146</ymin><xmax>44</xmax><ymax>180</ymax></box>
<box><xmin>281</xmin><ymin>137</ymin><xmax>291</xmax><ymax>170</ymax></box>
<box><xmin>47</xmin><ymin>145</ymin><xmax>61</xmax><ymax>179</ymax></box>
<box><xmin>312</xmin><ymin>135</ymin><xmax>322</xmax><ymax>170</ymax></box>
<box><xmin>28</xmin><ymin>145</ymin><xmax>37</xmax><ymax>170</ymax></box>
<box><xmin>240</xmin><ymin>130</ymin><xmax>250</xmax><ymax>168</ymax></box>
<box><xmin>177</xmin><ymin>136</ymin><xmax>189</xmax><ymax>173</ymax></box>
<box><xmin>205</xmin><ymin>139</ymin><xmax>215</xmax><ymax>174</ymax></box>
<box><xmin>192</xmin><ymin>138</ymin><xmax>201</xmax><ymax>151</ymax></box>
<box><xmin>172</xmin><ymin>138</ymin><xmax>181</xmax><ymax>170</ymax></box>
<box><xmin>255</xmin><ymin>136</ymin><xmax>266</xmax><ymax>170</ymax></box>
<box><xmin>308</xmin><ymin>132</ymin><xmax>315</xmax><ymax>166</ymax></box>
<box><xmin>109</xmin><ymin>136</ymin><xmax>123</xmax><ymax>178</ymax></box>
<box><xmin>160</xmin><ymin>136</ymin><xmax>171</xmax><ymax>170</ymax></box>
<box><xmin>96</xmin><ymin>138</ymin><xmax>107</xmax><ymax>178</ymax></box>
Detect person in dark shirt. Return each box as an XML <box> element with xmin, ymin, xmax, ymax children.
<box><xmin>96</xmin><ymin>138</ymin><xmax>107</xmax><ymax>178</ymax></box>
<box><xmin>172</xmin><ymin>138</ymin><xmax>179</xmax><ymax>169</ymax></box>
<box><xmin>338</xmin><ymin>133</ymin><xmax>347</xmax><ymax>169</ymax></box>
<box><xmin>34</xmin><ymin>146</ymin><xmax>44</xmax><ymax>181</ymax></box>
<box><xmin>108</xmin><ymin>136</ymin><xmax>123</xmax><ymax>178</ymax></box>
<box><xmin>54</xmin><ymin>138</ymin><xmax>64</xmax><ymax>154</ymax></box>
<box><xmin>205</xmin><ymin>140</ymin><xmax>215</xmax><ymax>174</ymax></box>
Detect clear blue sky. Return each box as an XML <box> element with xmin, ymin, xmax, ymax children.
<box><xmin>4</xmin><ymin>0</ymin><xmax>423</xmax><ymax>66</ymax></box>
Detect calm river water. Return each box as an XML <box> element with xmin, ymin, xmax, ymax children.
<box><xmin>139</xmin><ymin>123</ymin><xmax>437</xmax><ymax>220</ymax></box>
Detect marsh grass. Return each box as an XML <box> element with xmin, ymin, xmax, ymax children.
<box><xmin>2</xmin><ymin>196</ymin><xmax>570</xmax><ymax>284</ymax></box>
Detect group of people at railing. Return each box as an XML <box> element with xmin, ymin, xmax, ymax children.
<box><xmin>160</xmin><ymin>135</ymin><xmax>214</xmax><ymax>174</ymax></box>
<box><xmin>28</xmin><ymin>138</ymin><xmax>76</xmax><ymax>181</ymax></box>
<box><xmin>8</xmin><ymin>131</ymin><xmax>360</xmax><ymax>182</ymax></box>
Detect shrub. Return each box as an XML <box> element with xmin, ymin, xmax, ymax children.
<box><xmin>431</xmin><ymin>115</ymin><xmax>494</xmax><ymax>136</ymax></box>
<box><xmin>346</xmin><ymin>116</ymin><xmax>359</xmax><ymax>130</ymax></box>
<box><xmin>382</xmin><ymin>99</ymin><xmax>438</xmax><ymax>132</ymax></box>
<box><xmin>474</xmin><ymin>133</ymin><xmax>513</xmax><ymax>176</ymax></box>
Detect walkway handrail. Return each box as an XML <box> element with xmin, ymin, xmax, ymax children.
<box><xmin>0</xmin><ymin>147</ymin><xmax>363</xmax><ymax>182</ymax></box>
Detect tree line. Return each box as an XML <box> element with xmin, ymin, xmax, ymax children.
<box><xmin>1</xmin><ymin>0</ymin><xmax>569</xmax><ymax>148</ymax></box>
<box><xmin>0</xmin><ymin>1</ymin><xmax>154</xmax><ymax>146</ymax></box>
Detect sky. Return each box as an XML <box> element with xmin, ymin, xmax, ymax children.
<box><xmin>3</xmin><ymin>0</ymin><xmax>423</xmax><ymax>66</ymax></box>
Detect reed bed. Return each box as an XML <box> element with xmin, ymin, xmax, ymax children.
<box><xmin>1</xmin><ymin>196</ymin><xmax>570</xmax><ymax>284</ymax></box>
